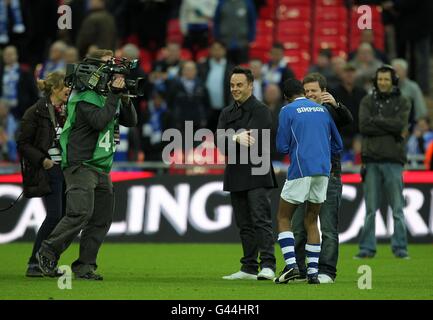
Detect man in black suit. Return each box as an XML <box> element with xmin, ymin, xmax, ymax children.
<box><xmin>216</xmin><ymin>66</ymin><xmax>278</xmax><ymax>281</ymax></box>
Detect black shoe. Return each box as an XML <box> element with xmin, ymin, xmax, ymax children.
<box><xmin>74</xmin><ymin>271</ymin><xmax>103</xmax><ymax>281</ymax></box>
<box><xmin>36</xmin><ymin>251</ymin><xmax>58</xmax><ymax>277</ymax></box>
<box><xmin>274</xmin><ymin>266</ymin><xmax>300</xmax><ymax>284</ymax></box>
<box><xmin>26</xmin><ymin>264</ymin><xmax>43</xmax><ymax>278</ymax></box>
<box><xmin>294</xmin><ymin>273</ymin><xmax>307</xmax><ymax>282</ymax></box>
<box><xmin>308</xmin><ymin>274</ymin><xmax>320</xmax><ymax>284</ymax></box>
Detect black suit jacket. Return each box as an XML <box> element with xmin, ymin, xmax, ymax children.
<box><xmin>216</xmin><ymin>95</ymin><xmax>278</xmax><ymax>192</ymax></box>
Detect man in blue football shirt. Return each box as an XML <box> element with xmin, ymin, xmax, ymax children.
<box><xmin>274</xmin><ymin>78</ymin><xmax>342</xmax><ymax>284</ymax></box>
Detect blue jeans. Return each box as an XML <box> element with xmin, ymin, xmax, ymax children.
<box><xmin>359</xmin><ymin>163</ymin><xmax>408</xmax><ymax>254</ymax></box>
<box><xmin>293</xmin><ymin>174</ymin><xmax>342</xmax><ymax>279</ymax></box>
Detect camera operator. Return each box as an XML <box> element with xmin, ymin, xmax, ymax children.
<box><xmin>37</xmin><ymin>49</ymin><xmax>137</xmax><ymax>280</ymax></box>
<box><xmin>17</xmin><ymin>71</ymin><xmax>70</xmax><ymax>277</ymax></box>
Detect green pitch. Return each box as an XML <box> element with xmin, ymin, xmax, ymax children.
<box><xmin>0</xmin><ymin>243</ymin><xmax>432</xmax><ymax>300</ymax></box>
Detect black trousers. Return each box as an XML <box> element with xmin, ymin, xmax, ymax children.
<box><xmin>40</xmin><ymin>165</ymin><xmax>114</xmax><ymax>275</ymax></box>
<box><xmin>230</xmin><ymin>188</ymin><xmax>276</xmax><ymax>274</ymax></box>
<box><xmin>28</xmin><ymin>164</ymin><xmax>65</xmax><ymax>264</ymax></box>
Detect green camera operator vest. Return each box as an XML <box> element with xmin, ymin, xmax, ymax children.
<box><xmin>60</xmin><ymin>90</ymin><xmax>118</xmax><ymax>173</ymax></box>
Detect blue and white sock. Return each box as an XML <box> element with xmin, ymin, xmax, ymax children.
<box><xmin>306</xmin><ymin>243</ymin><xmax>320</xmax><ymax>278</ymax></box>
<box><xmin>278</xmin><ymin>231</ymin><xmax>297</xmax><ymax>269</ymax></box>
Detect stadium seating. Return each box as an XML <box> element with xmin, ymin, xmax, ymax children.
<box><xmin>124</xmin><ymin>1</ymin><xmax>386</xmax><ymax>81</ymax></box>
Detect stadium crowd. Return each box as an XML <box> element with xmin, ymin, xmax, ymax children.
<box><xmin>0</xmin><ymin>0</ymin><xmax>432</xmax><ymax>170</ymax></box>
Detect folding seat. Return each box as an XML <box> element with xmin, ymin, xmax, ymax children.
<box><xmin>277</xmin><ymin>5</ymin><xmax>311</xmax><ymax>21</ymax></box>
<box><xmin>315</xmin><ymin>7</ymin><xmax>348</xmax><ymax>21</ymax></box>
<box><xmin>316</xmin><ymin>0</ymin><xmax>345</xmax><ymax>6</ymax></box>
<box><xmin>315</xmin><ymin>21</ymin><xmax>347</xmax><ymax>37</ymax></box>
<box><xmin>277</xmin><ymin>21</ymin><xmax>311</xmax><ymax>36</ymax></box>
<box><xmin>279</xmin><ymin>0</ymin><xmax>311</xmax><ymax>5</ymax></box>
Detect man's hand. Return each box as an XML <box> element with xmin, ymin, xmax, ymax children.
<box><xmin>321</xmin><ymin>92</ymin><xmax>338</xmax><ymax>107</ymax></box>
<box><xmin>110</xmin><ymin>77</ymin><xmax>126</xmax><ymax>93</ymax></box>
<box><xmin>234</xmin><ymin>130</ymin><xmax>256</xmax><ymax>147</ymax></box>
<box><xmin>42</xmin><ymin>158</ymin><xmax>57</xmax><ymax>170</ymax></box>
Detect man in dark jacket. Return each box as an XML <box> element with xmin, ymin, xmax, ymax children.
<box><xmin>167</xmin><ymin>60</ymin><xmax>209</xmax><ymax>132</ymax></box>
<box><xmin>355</xmin><ymin>65</ymin><xmax>410</xmax><ymax>259</ymax></box>
<box><xmin>217</xmin><ymin>66</ymin><xmax>277</xmax><ymax>280</ymax></box>
<box><xmin>76</xmin><ymin>0</ymin><xmax>117</xmax><ymax>58</ymax></box>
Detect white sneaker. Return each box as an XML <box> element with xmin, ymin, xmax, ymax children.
<box><xmin>318</xmin><ymin>273</ymin><xmax>334</xmax><ymax>284</ymax></box>
<box><xmin>222</xmin><ymin>271</ymin><xmax>257</xmax><ymax>280</ymax></box>
<box><xmin>257</xmin><ymin>267</ymin><xmax>275</xmax><ymax>280</ymax></box>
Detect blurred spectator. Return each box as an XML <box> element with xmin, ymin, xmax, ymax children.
<box><xmin>68</xmin><ymin>0</ymin><xmax>90</xmax><ymax>44</ymax></box>
<box><xmin>262</xmin><ymin>83</ymin><xmax>284</xmax><ymax>162</ymax></box>
<box><xmin>122</xmin><ymin>43</ymin><xmax>151</xmax><ymax>101</ymax></box>
<box><xmin>105</xmin><ymin>0</ymin><xmax>129</xmax><ymax>40</ymax></box>
<box><xmin>213</xmin><ymin>0</ymin><xmax>256</xmax><ymax>65</ymax></box>
<box><xmin>328</xmin><ymin>55</ymin><xmax>347</xmax><ymax>89</ymax></box>
<box><xmin>35</xmin><ymin>41</ymin><xmax>67</xmax><ymax>80</ymax></box>
<box><xmin>198</xmin><ymin>40</ymin><xmax>233</xmax><ymax>131</ymax></box>
<box><xmin>250</xmin><ymin>58</ymin><xmax>265</xmax><ymax>102</ymax></box>
<box><xmin>180</xmin><ymin>0</ymin><xmax>217</xmax><ymax>60</ymax></box>
<box><xmin>141</xmin><ymin>89</ymin><xmax>170</xmax><ymax>161</ymax></box>
<box><xmin>262</xmin><ymin>43</ymin><xmax>295</xmax><ymax>91</ymax></box>
<box><xmin>348</xmin><ymin>29</ymin><xmax>389</xmax><ymax>64</ymax></box>
<box><xmin>350</xmin><ymin>42</ymin><xmax>382</xmax><ymax>91</ymax></box>
<box><xmin>308</xmin><ymin>49</ymin><xmax>336</xmax><ymax>83</ymax></box>
<box><xmin>392</xmin><ymin>0</ymin><xmax>433</xmax><ymax>95</ymax></box>
<box><xmin>167</xmin><ymin>60</ymin><xmax>210</xmax><ymax>132</ymax></box>
<box><xmin>391</xmin><ymin>58</ymin><xmax>427</xmax><ymax>125</ymax></box>
<box><xmin>407</xmin><ymin>118</ymin><xmax>433</xmax><ymax>156</ymax></box>
<box><xmin>0</xmin><ymin>45</ymin><xmax>38</xmax><ymax>120</ymax></box>
<box><xmin>330</xmin><ymin>62</ymin><xmax>367</xmax><ymax>151</ymax></box>
<box><xmin>121</xmin><ymin>43</ymin><xmax>151</xmax><ymax>161</ymax></box>
<box><xmin>64</xmin><ymin>46</ymin><xmax>79</xmax><ymax>64</ymax></box>
<box><xmin>0</xmin><ymin>0</ymin><xmax>25</xmax><ymax>44</ymax></box>
<box><xmin>341</xmin><ymin>134</ymin><xmax>362</xmax><ymax>166</ymax></box>
<box><xmin>152</xmin><ymin>42</ymin><xmax>183</xmax><ymax>82</ymax></box>
<box><xmin>130</xmin><ymin>0</ymin><xmax>171</xmax><ymax>53</ymax></box>
<box><xmin>76</xmin><ymin>0</ymin><xmax>117</xmax><ymax>58</ymax></box>
<box><xmin>0</xmin><ymin>98</ymin><xmax>18</xmax><ymax>161</ymax></box>
<box><xmin>20</xmin><ymin>0</ymin><xmax>58</xmax><ymax>67</ymax></box>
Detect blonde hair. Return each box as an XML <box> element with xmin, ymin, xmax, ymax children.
<box><xmin>37</xmin><ymin>71</ymin><xmax>66</xmax><ymax>96</ymax></box>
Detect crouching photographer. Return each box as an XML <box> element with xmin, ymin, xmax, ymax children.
<box><xmin>16</xmin><ymin>71</ymin><xmax>70</xmax><ymax>277</ymax></box>
<box><xmin>37</xmin><ymin>49</ymin><xmax>138</xmax><ymax>280</ymax></box>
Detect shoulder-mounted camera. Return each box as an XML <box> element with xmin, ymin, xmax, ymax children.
<box><xmin>65</xmin><ymin>57</ymin><xmax>145</xmax><ymax>97</ymax></box>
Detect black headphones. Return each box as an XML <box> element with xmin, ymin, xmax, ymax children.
<box><xmin>373</xmin><ymin>64</ymin><xmax>399</xmax><ymax>88</ymax></box>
